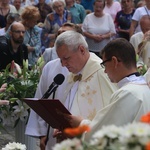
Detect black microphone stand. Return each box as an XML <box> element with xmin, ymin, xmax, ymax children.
<box><xmin>45</xmin><ymin>88</ymin><xmax>57</xmax><ymax>146</ymax></box>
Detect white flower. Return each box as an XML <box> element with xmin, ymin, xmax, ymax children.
<box><xmin>90</xmin><ymin>125</ymin><xmax>121</xmax><ymax>149</ymax></box>
<box><xmin>118</xmin><ymin>123</ymin><xmax>150</xmax><ymax>149</ymax></box>
<box><xmin>0</xmin><ymin>58</ymin><xmax>43</xmax><ymax>127</ymax></box>
<box><xmin>2</xmin><ymin>142</ymin><xmax>26</xmax><ymax>150</ymax></box>
<box><xmin>0</xmin><ymin>107</ymin><xmax>17</xmax><ymax>125</ymax></box>
<box><xmin>52</xmin><ymin>122</ymin><xmax>150</xmax><ymax>150</ymax></box>
<box><xmin>14</xmin><ymin>63</ymin><xmax>22</xmax><ymax>74</ymax></box>
<box><xmin>52</xmin><ymin>138</ymin><xmax>84</xmax><ymax>150</ymax></box>
<box><xmin>13</xmin><ymin>100</ymin><xmax>29</xmax><ymax>122</ymax></box>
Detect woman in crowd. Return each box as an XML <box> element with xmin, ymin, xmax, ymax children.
<box><xmin>41</xmin><ymin>0</ymin><xmax>73</xmax><ymax>49</ymax></box>
<box><xmin>82</xmin><ymin>0</ymin><xmax>116</xmax><ymax>56</ymax></box>
<box><xmin>20</xmin><ymin>6</ymin><xmax>41</xmax><ymax>67</ymax></box>
<box><xmin>104</xmin><ymin>0</ymin><xmax>121</xmax><ymax>21</ymax></box>
<box><xmin>115</xmin><ymin>0</ymin><xmax>135</xmax><ymax>41</ymax></box>
<box><xmin>0</xmin><ymin>0</ymin><xmax>17</xmax><ymax>28</ymax></box>
<box><xmin>35</xmin><ymin>0</ymin><xmax>52</xmax><ymax>23</ymax></box>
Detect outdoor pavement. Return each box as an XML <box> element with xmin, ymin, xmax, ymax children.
<box><xmin>0</xmin><ymin>125</ymin><xmax>40</xmax><ymax>149</ymax></box>
<box><xmin>0</xmin><ymin>125</ymin><xmax>15</xmax><ymax>149</ymax></box>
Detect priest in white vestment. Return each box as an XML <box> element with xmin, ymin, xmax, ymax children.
<box><xmin>25</xmin><ymin>31</ymin><xmax>117</xmax><ymax>150</ymax></box>
<box><xmin>65</xmin><ymin>38</ymin><xmax>150</xmax><ymax>142</ymax></box>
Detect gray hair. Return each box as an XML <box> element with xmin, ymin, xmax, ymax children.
<box><xmin>52</xmin><ymin>0</ymin><xmax>66</xmax><ymax>9</ymax></box>
<box><xmin>55</xmin><ymin>30</ymin><xmax>88</xmax><ymax>52</ymax></box>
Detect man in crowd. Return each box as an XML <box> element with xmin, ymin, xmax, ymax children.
<box><xmin>66</xmin><ymin>38</ymin><xmax>150</xmax><ymax>141</ymax></box>
<box><xmin>129</xmin><ymin>0</ymin><xmax>150</xmax><ymax>37</ymax></box>
<box><xmin>43</xmin><ymin>22</ymin><xmax>82</xmax><ymax>64</ymax></box>
<box><xmin>130</xmin><ymin>15</ymin><xmax>150</xmax><ymax>68</ymax></box>
<box><xmin>26</xmin><ymin>30</ymin><xmax>117</xmax><ymax>150</ymax></box>
<box><xmin>0</xmin><ymin>22</ymin><xmax>28</xmax><ymax>71</ymax></box>
<box><xmin>65</xmin><ymin>0</ymin><xmax>86</xmax><ymax>25</ymax></box>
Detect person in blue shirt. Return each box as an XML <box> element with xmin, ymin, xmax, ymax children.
<box><xmin>80</xmin><ymin>0</ymin><xmax>95</xmax><ymax>12</ymax></box>
<box><xmin>65</xmin><ymin>0</ymin><xmax>86</xmax><ymax>25</ymax></box>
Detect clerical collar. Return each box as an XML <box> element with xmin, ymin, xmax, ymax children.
<box><xmin>117</xmin><ymin>74</ymin><xmax>146</xmax><ymax>88</ymax></box>
<box><xmin>126</xmin><ymin>72</ymin><xmax>140</xmax><ymax>77</ymax></box>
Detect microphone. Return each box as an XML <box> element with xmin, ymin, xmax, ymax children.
<box><xmin>42</xmin><ymin>74</ymin><xmax>65</xmax><ymax>99</ymax></box>
<box><xmin>42</xmin><ymin>74</ymin><xmax>65</xmax><ymax>146</ymax></box>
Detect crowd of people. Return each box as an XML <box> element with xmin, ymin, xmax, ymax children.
<box><xmin>0</xmin><ymin>0</ymin><xmax>149</xmax><ymax>66</ymax></box>
<box><xmin>0</xmin><ymin>0</ymin><xmax>150</xmax><ymax>150</ymax></box>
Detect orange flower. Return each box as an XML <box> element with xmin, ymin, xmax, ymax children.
<box><xmin>145</xmin><ymin>141</ymin><xmax>150</xmax><ymax>150</ymax></box>
<box><xmin>140</xmin><ymin>112</ymin><xmax>150</xmax><ymax>123</ymax></box>
<box><xmin>64</xmin><ymin>125</ymin><xmax>90</xmax><ymax>137</ymax></box>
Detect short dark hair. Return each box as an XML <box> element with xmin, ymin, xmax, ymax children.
<box><xmin>6</xmin><ymin>13</ymin><xmax>20</xmax><ymax>22</ymax></box>
<box><xmin>93</xmin><ymin>0</ymin><xmax>105</xmax><ymax>8</ymax></box>
<box><xmin>101</xmin><ymin>38</ymin><xmax>136</xmax><ymax>68</ymax></box>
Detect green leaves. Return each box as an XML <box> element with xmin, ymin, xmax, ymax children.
<box><xmin>0</xmin><ymin>57</ymin><xmax>45</xmax><ymax>127</ymax></box>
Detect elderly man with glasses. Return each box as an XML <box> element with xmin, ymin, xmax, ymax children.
<box><xmin>65</xmin><ymin>38</ymin><xmax>150</xmax><ymax>142</ymax></box>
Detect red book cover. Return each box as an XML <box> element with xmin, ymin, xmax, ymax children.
<box><xmin>22</xmin><ymin>98</ymin><xmax>71</xmax><ymax>129</ymax></box>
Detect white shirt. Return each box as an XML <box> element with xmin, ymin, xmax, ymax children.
<box><xmin>82</xmin><ymin>13</ymin><xmax>116</xmax><ymax>52</ymax></box>
<box><xmin>0</xmin><ymin>28</ymin><xmax>5</xmax><ymax>36</ymax></box>
<box><xmin>104</xmin><ymin>1</ymin><xmax>121</xmax><ymax>21</ymax></box>
<box><xmin>132</xmin><ymin>6</ymin><xmax>150</xmax><ymax>33</ymax></box>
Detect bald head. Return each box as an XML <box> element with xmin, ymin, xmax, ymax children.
<box><xmin>140</xmin><ymin>15</ymin><xmax>150</xmax><ymax>34</ymax></box>
<box><xmin>10</xmin><ymin>22</ymin><xmax>25</xmax><ymax>32</ymax></box>
<box><xmin>9</xmin><ymin>22</ymin><xmax>25</xmax><ymax>45</ymax></box>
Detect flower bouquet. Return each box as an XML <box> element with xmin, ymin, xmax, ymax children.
<box><xmin>2</xmin><ymin>142</ymin><xmax>26</xmax><ymax>150</ymax></box>
<box><xmin>52</xmin><ymin>112</ymin><xmax>150</xmax><ymax>150</ymax></box>
<box><xmin>0</xmin><ymin>57</ymin><xmax>44</xmax><ymax>127</ymax></box>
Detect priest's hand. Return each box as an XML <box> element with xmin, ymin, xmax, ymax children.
<box><xmin>53</xmin><ymin>129</ymin><xmax>68</xmax><ymax>143</ymax></box>
<box><xmin>66</xmin><ymin>115</ymin><xmax>83</xmax><ymax>128</ymax></box>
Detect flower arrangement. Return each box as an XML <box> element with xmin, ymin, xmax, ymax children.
<box><xmin>136</xmin><ymin>54</ymin><xmax>148</xmax><ymax>75</ymax></box>
<box><xmin>0</xmin><ymin>57</ymin><xmax>44</xmax><ymax>127</ymax></box>
<box><xmin>52</xmin><ymin>112</ymin><xmax>150</xmax><ymax>150</ymax></box>
<box><xmin>2</xmin><ymin>142</ymin><xmax>26</xmax><ymax>150</ymax></box>
<box><xmin>53</xmin><ymin>125</ymin><xmax>90</xmax><ymax>150</ymax></box>
<box><xmin>140</xmin><ymin>112</ymin><xmax>150</xmax><ymax>124</ymax></box>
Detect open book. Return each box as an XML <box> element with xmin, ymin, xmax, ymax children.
<box><xmin>23</xmin><ymin>98</ymin><xmax>71</xmax><ymax>129</ymax></box>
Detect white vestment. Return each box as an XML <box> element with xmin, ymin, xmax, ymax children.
<box><xmin>130</xmin><ymin>32</ymin><xmax>150</xmax><ymax>68</ymax></box>
<box><xmin>43</xmin><ymin>47</ymin><xmax>58</xmax><ymax>64</ymax></box>
<box><xmin>65</xmin><ymin>53</ymin><xmax>117</xmax><ymax>120</ymax></box>
<box><xmin>81</xmin><ymin>75</ymin><xmax>150</xmax><ymax>141</ymax></box>
<box><xmin>130</xmin><ymin>32</ymin><xmax>143</xmax><ymax>52</ymax></box>
<box><xmin>25</xmin><ymin>53</ymin><xmax>117</xmax><ymax>149</ymax></box>
<box><xmin>25</xmin><ymin>59</ymin><xmax>69</xmax><ymax>149</ymax></box>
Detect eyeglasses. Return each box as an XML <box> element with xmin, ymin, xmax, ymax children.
<box><xmin>100</xmin><ymin>58</ymin><xmax>112</xmax><ymax>68</ymax></box>
<box><xmin>53</xmin><ymin>4</ymin><xmax>63</xmax><ymax>9</ymax></box>
<box><xmin>12</xmin><ymin>30</ymin><xmax>25</xmax><ymax>34</ymax></box>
